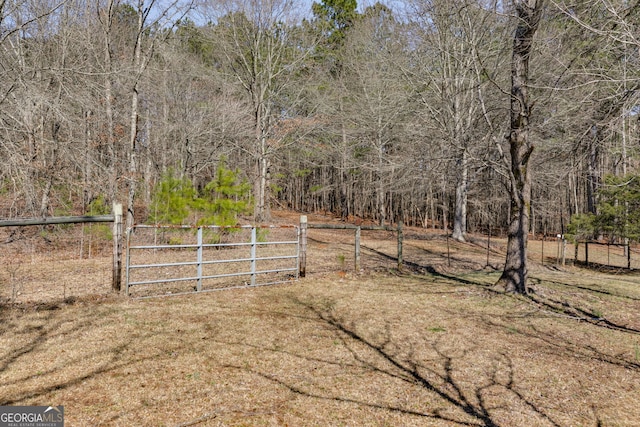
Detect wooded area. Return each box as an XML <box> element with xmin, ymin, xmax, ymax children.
<box><xmin>1</xmin><ymin>0</ymin><xmax>639</xmax><ymax>274</ymax></box>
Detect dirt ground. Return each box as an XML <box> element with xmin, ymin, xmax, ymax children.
<box><xmin>2</xmin><ymin>212</ymin><xmax>640</xmax><ymax>426</ymax></box>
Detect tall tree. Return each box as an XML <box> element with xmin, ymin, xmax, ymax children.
<box><xmin>312</xmin><ymin>0</ymin><xmax>357</xmax><ymax>53</ymax></box>
<box><xmin>408</xmin><ymin>0</ymin><xmax>504</xmax><ymax>241</ymax></box>
<box><xmin>147</xmin><ymin>21</ymin><xmax>250</xmax><ymax>189</ymax></box>
<box><xmin>123</xmin><ymin>0</ymin><xmax>192</xmax><ymax>229</ymax></box>
<box><xmin>496</xmin><ymin>0</ymin><xmax>544</xmax><ymax>294</ymax></box>
<box><xmin>339</xmin><ymin>3</ymin><xmax>412</xmax><ymax>226</ymax></box>
<box><xmin>309</xmin><ymin>0</ymin><xmax>359</xmax><ymax>220</ymax></box>
<box><xmin>0</xmin><ymin>0</ymin><xmax>75</xmax><ymax>217</ymax></box>
<box><xmin>202</xmin><ymin>0</ymin><xmax>315</xmax><ymax>222</ymax></box>
<box><xmin>550</xmin><ymin>0</ymin><xmax>640</xmax><ymax>215</ymax></box>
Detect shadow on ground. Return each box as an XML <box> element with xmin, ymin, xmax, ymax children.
<box><xmin>227</xmin><ymin>296</ymin><xmax>573</xmax><ymax>427</ymax></box>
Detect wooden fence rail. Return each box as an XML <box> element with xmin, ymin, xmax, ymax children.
<box><xmin>0</xmin><ymin>204</ymin><xmax>124</xmax><ymax>291</ymax></box>
<box><xmin>0</xmin><ymin>215</ymin><xmax>115</xmax><ymax>227</ymax></box>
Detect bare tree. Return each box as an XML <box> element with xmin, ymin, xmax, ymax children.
<box><xmin>146</xmin><ymin>27</ymin><xmax>252</xmax><ymax>189</ymax></box>
<box><xmin>339</xmin><ymin>4</ymin><xmax>412</xmax><ymax>226</ymax></box>
<box><xmin>406</xmin><ymin>0</ymin><xmax>508</xmax><ymax>240</ymax></box>
<box><xmin>123</xmin><ymin>0</ymin><xmax>192</xmax><ymax>229</ymax></box>
<box><xmin>0</xmin><ymin>0</ymin><xmax>73</xmax><ymax>217</ymax></box>
<box><xmin>201</xmin><ymin>0</ymin><xmax>315</xmax><ymax>222</ymax></box>
<box><xmin>496</xmin><ymin>0</ymin><xmax>544</xmax><ymax>294</ymax></box>
<box><xmin>549</xmin><ymin>0</ymin><xmax>640</xmax><ymax>214</ymax></box>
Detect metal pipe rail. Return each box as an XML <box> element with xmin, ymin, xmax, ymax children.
<box><xmin>125</xmin><ymin>224</ymin><xmax>299</xmax><ymax>296</ymax></box>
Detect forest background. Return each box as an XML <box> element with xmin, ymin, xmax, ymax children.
<box><xmin>1</xmin><ymin>0</ymin><xmax>639</xmax><ymax>246</ymax></box>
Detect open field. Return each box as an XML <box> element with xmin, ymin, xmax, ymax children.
<box><xmin>2</xmin><ymin>264</ymin><xmax>640</xmax><ymax>426</ymax></box>
<box><xmin>2</xmin><ymin>212</ymin><xmax>640</xmax><ymax>425</ymax></box>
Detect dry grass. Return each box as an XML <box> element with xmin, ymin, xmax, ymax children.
<box><xmin>0</xmin><ymin>224</ymin><xmax>112</xmax><ymax>303</ymax></box>
<box><xmin>2</xmin><ymin>214</ymin><xmax>640</xmax><ymax>425</ymax></box>
<box><xmin>2</xmin><ymin>267</ymin><xmax>640</xmax><ymax>426</ymax></box>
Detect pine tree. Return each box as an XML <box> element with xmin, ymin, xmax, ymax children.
<box><xmin>197</xmin><ymin>159</ymin><xmax>252</xmax><ymax>227</ymax></box>
<box><xmin>149</xmin><ymin>171</ymin><xmax>197</xmax><ymax>225</ymax></box>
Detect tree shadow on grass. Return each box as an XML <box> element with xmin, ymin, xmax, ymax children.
<box><xmin>408</xmin><ymin>268</ymin><xmax>640</xmax><ymax>337</ymax></box>
<box><xmin>0</xmin><ymin>305</ymin><xmax>109</xmax><ymax>382</ymax></box>
<box><xmin>362</xmin><ymin>243</ymin><xmax>488</xmax><ymax>273</ymax></box>
<box><xmin>0</xmin><ymin>305</ymin><xmax>163</xmax><ymax>407</ymax></box>
<box><xmin>359</xmin><ymin>244</ymin><xmax>505</xmax><ymax>292</ymax></box>
<box><xmin>359</xmin><ymin>245</ymin><xmax>640</xmax><ymax>337</ymax></box>
<box><xmin>469</xmin><ymin>310</ymin><xmax>640</xmax><ymax>372</ymax></box>
<box><xmin>529</xmin><ymin>276</ymin><xmax>640</xmax><ymax>302</ymax></box>
<box><xmin>523</xmin><ymin>292</ymin><xmax>640</xmax><ymax>335</ymax></box>
<box><xmin>228</xmin><ymin>297</ymin><xmax>564</xmax><ymax>427</ymax></box>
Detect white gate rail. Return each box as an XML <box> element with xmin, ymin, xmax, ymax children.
<box><xmin>125</xmin><ymin>224</ymin><xmax>299</xmax><ymax>296</ymax></box>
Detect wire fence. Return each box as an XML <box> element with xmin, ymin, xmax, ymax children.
<box><xmin>3</xmin><ymin>215</ymin><xmax>639</xmax><ymax>305</ymax></box>
<box><xmin>570</xmin><ymin>241</ymin><xmax>640</xmax><ymax>270</ymax></box>
<box><xmin>0</xmin><ymin>223</ymin><xmax>113</xmax><ymax>304</ymax></box>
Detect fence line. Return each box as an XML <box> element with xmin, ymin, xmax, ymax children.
<box><xmin>0</xmin><ymin>204</ymin><xmax>124</xmax><ymax>292</ymax></box>
<box><xmin>4</xmin><ymin>208</ymin><xmax>637</xmax><ymax>304</ymax></box>
<box><xmin>301</xmin><ymin>217</ymin><xmax>404</xmax><ymax>273</ymax></box>
<box><xmin>576</xmin><ymin>240</ymin><xmax>635</xmax><ymax>269</ymax></box>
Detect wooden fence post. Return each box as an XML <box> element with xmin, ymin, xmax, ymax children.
<box><xmin>112</xmin><ymin>203</ymin><xmax>123</xmax><ymax>292</ymax></box>
<box><xmin>355</xmin><ymin>226</ymin><xmax>361</xmax><ymax>272</ymax></box>
<box><xmin>585</xmin><ymin>241</ymin><xmax>589</xmax><ymax>267</ymax></box>
<box><xmin>299</xmin><ymin>215</ymin><xmax>307</xmax><ymax>278</ymax></box>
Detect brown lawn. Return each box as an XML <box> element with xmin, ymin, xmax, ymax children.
<box><xmin>2</xmin><ymin>213</ymin><xmax>640</xmax><ymax>426</ymax></box>
<box><xmin>2</xmin><ymin>268</ymin><xmax>640</xmax><ymax>426</ymax></box>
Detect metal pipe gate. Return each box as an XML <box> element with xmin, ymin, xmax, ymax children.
<box><xmin>125</xmin><ymin>224</ymin><xmax>299</xmax><ymax>296</ymax></box>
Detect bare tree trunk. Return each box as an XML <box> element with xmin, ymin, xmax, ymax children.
<box><xmin>452</xmin><ymin>149</ymin><xmax>468</xmax><ymax>242</ymax></box>
<box><xmin>586</xmin><ymin>135</ymin><xmax>599</xmax><ymax>214</ymax></box>
<box><xmin>127</xmin><ymin>86</ymin><xmax>139</xmax><ymax>229</ymax></box>
<box><xmin>496</xmin><ymin>0</ymin><xmax>544</xmax><ymax>295</ymax></box>
<box><xmin>253</xmin><ymin>98</ymin><xmax>271</xmax><ymax>223</ymax></box>
<box><xmin>39</xmin><ymin>179</ymin><xmax>52</xmax><ymax>218</ymax></box>
<box><xmin>126</xmin><ymin>1</ymin><xmax>144</xmax><ymax>230</ymax></box>
<box><xmin>40</xmin><ymin>121</ymin><xmax>60</xmax><ymax>218</ymax></box>
<box><xmin>441</xmin><ymin>177</ymin><xmax>448</xmax><ymax>233</ymax></box>
<box><xmin>377</xmin><ymin>139</ymin><xmax>386</xmax><ymax>227</ymax></box>
<box><xmin>255</xmin><ymin>152</ymin><xmax>270</xmax><ymax>223</ymax></box>
<box><xmin>339</xmin><ymin>98</ymin><xmax>349</xmax><ymax>220</ymax></box>
<box><xmin>84</xmin><ymin>109</ymin><xmax>93</xmax><ymax>208</ymax></box>
<box><xmin>99</xmin><ymin>0</ymin><xmax>117</xmax><ymax>203</ymax></box>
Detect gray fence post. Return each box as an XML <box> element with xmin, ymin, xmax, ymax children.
<box><xmin>299</xmin><ymin>216</ymin><xmax>307</xmax><ymax>278</ymax></box>
<box><xmin>112</xmin><ymin>203</ymin><xmax>123</xmax><ymax>292</ymax></box>
<box><xmin>125</xmin><ymin>227</ymin><xmax>132</xmax><ymax>296</ymax></box>
<box><xmin>196</xmin><ymin>227</ymin><xmax>203</xmax><ymax>291</ymax></box>
<box><xmin>250</xmin><ymin>226</ymin><xmax>257</xmax><ymax>286</ymax></box>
